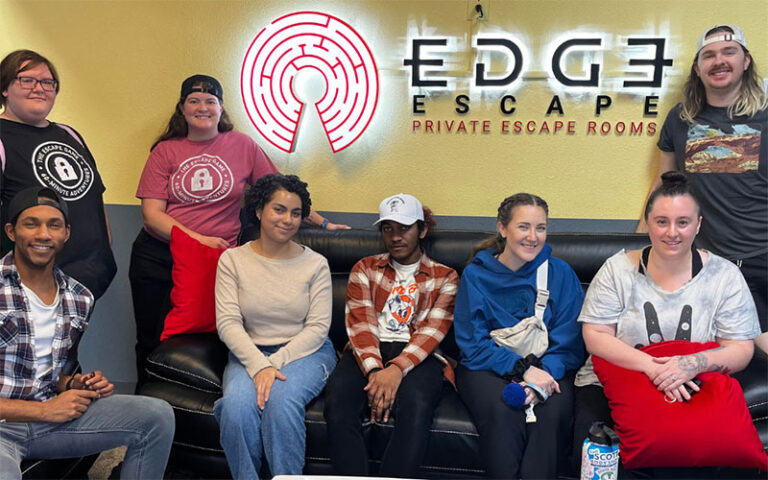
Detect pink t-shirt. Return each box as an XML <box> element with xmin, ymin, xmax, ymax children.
<box><xmin>136</xmin><ymin>131</ymin><xmax>277</xmax><ymax>245</ymax></box>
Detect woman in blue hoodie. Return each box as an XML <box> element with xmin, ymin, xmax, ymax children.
<box><xmin>454</xmin><ymin>193</ymin><xmax>585</xmax><ymax>479</ymax></box>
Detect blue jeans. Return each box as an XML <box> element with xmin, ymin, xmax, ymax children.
<box><xmin>214</xmin><ymin>339</ymin><xmax>336</xmax><ymax>480</ymax></box>
<box><xmin>0</xmin><ymin>394</ymin><xmax>174</xmax><ymax>480</ymax></box>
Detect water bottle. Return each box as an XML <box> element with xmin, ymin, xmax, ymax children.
<box><xmin>580</xmin><ymin>421</ymin><xmax>620</xmax><ymax>480</ymax></box>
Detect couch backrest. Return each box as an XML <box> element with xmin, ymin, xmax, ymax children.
<box><xmin>292</xmin><ymin>228</ymin><xmax>648</xmax><ymax>358</ymax></box>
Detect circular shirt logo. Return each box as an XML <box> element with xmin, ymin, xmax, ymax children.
<box><xmin>170</xmin><ymin>154</ymin><xmax>233</xmax><ymax>204</ymax></box>
<box><xmin>31</xmin><ymin>141</ymin><xmax>94</xmax><ymax>200</ymax></box>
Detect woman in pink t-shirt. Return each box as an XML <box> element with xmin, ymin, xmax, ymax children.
<box><xmin>129</xmin><ymin>75</ymin><xmax>348</xmax><ymax>385</ymax></box>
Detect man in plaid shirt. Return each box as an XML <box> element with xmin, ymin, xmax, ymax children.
<box><xmin>0</xmin><ymin>187</ymin><xmax>174</xmax><ymax>479</ymax></box>
<box><xmin>324</xmin><ymin>193</ymin><xmax>458</xmax><ymax>478</ymax></box>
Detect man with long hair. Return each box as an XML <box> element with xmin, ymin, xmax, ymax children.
<box><xmin>638</xmin><ymin>25</ymin><xmax>767</xmax><ymax>353</ymax></box>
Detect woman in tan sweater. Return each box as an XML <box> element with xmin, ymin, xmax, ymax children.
<box><xmin>213</xmin><ymin>173</ymin><xmax>336</xmax><ymax>480</ymax></box>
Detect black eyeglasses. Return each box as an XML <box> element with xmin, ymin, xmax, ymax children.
<box><xmin>15</xmin><ymin>76</ymin><xmax>58</xmax><ymax>92</ymax></box>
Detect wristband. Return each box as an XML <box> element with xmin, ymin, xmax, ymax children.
<box><xmin>320</xmin><ymin>218</ymin><xmax>330</xmax><ymax>229</ymax></box>
<box><xmin>525</xmin><ymin>354</ymin><xmax>543</xmax><ymax>370</ymax></box>
<box><xmin>504</xmin><ymin>354</ymin><xmax>542</xmax><ymax>382</ymax></box>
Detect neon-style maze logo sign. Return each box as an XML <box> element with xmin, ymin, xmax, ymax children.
<box><xmin>241</xmin><ymin>11</ymin><xmax>379</xmax><ymax>153</ymax></box>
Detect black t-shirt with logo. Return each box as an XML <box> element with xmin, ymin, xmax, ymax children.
<box><xmin>658</xmin><ymin>104</ymin><xmax>768</xmax><ymax>260</ymax></box>
<box><xmin>0</xmin><ymin>118</ymin><xmax>117</xmax><ymax>299</ymax></box>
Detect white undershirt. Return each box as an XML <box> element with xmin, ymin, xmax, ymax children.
<box><xmin>377</xmin><ymin>259</ymin><xmax>420</xmax><ymax>342</ymax></box>
<box><xmin>21</xmin><ymin>283</ymin><xmax>59</xmax><ymax>385</ymax></box>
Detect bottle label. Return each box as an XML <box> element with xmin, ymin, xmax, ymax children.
<box><xmin>581</xmin><ymin>440</ymin><xmax>619</xmax><ymax>480</ymax></box>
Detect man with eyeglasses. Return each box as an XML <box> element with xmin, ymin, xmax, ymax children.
<box><xmin>323</xmin><ymin>193</ymin><xmax>459</xmax><ymax>478</ymax></box>
<box><xmin>0</xmin><ymin>50</ymin><xmax>116</xmax><ymax>301</ymax></box>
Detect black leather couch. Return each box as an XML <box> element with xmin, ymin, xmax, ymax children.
<box><xmin>139</xmin><ymin>228</ymin><xmax>768</xmax><ymax>479</ymax></box>
<box><xmin>21</xmin><ymin>457</ymin><xmax>95</xmax><ymax>480</ymax></box>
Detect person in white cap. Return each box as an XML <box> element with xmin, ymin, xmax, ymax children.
<box><xmin>323</xmin><ymin>193</ymin><xmax>459</xmax><ymax>478</ymax></box>
<box><xmin>638</xmin><ymin>24</ymin><xmax>768</xmax><ymax>354</ymax></box>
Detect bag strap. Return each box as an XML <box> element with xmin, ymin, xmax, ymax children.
<box><xmin>55</xmin><ymin>123</ymin><xmax>84</xmax><ymax>147</ymax></box>
<box><xmin>0</xmin><ymin>124</ymin><xmax>81</xmax><ymax>173</ymax></box>
<box><xmin>534</xmin><ymin>260</ymin><xmax>549</xmax><ymax>322</ymax></box>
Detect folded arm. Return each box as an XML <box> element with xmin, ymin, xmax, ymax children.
<box><xmin>651</xmin><ymin>338</ymin><xmax>753</xmax><ymax>401</ymax></box>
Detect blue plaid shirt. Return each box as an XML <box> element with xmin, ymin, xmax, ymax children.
<box><xmin>0</xmin><ymin>252</ymin><xmax>93</xmax><ymax>401</ymax></box>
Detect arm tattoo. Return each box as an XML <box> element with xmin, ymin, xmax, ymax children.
<box><xmin>678</xmin><ymin>353</ymin><xmax>706</xmax><ymax>374</ymax></box>
<box><xmin>710</xmin><ymin>364</ymin><xmax>729</xmax><ymax>374</ymax></box>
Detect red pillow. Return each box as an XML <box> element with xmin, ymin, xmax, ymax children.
<box><xmin>593</xmin><ymin>340</ymin><xmax>768</xmax><ymax>471</ymax></box>
<box><xmin>160</xmin><ymin>227</ymin><xmax>227</xmax><ymax>341</ymax></box>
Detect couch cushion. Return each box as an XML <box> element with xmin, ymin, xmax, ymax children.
<box><xmin>146</xmin><ymin>333</ymin><xmax>227</xmax><ymax>392</ymax></box>
<box><xmin>295</xmin><ymin>229</ymin><xmax>386</xmax><ymax>273</ymax></box>
<box><xmin>329</xmin><ymin>274</ymin><xmax>351</xmax><ymax>351</ymax></box>
<box><xmin>418</xmin><ymin>385</ymin><xmax>485</xmax><ymax>475</ymax></box>
<box><xmin>304</xmin><ymin>382</ymin><xmax>485</xmax><ymax>477</ymax></box>
<box><xmin>547</xmin><ymin>233</ymin><xmax>648</xmax><ymax>288</ymax></box>
<box><xmin>139</xmin><ymin>381</ymin><xmax>223</xmax><ymax>452</ymax></box>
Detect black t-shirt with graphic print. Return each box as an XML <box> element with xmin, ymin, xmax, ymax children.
<box><xmin>658</xmin><ymin>103</ymin><xmax>768</xmax><ymax>259</ymax></box>
<box><xmin>0</xmin><ymin>118</ymin><xmax>116</xmax><ymax>299</ymax></box>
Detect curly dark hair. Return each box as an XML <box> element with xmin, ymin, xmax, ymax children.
<box><xmin>644</xmin><ymin>171</ymin><xmax>700</xmax><ymax>220</ymax></box>
<box><xmin>243</xmin><ymin>173</ymin><xmax>312</xmax><ymax>227</ymax></box>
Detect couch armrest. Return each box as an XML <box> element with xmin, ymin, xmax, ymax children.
<box><xmin>734</xmin><ymin>353</ymin><xmax>768</xmax><ymax>418</ymax></box>
<box><xmin>145</xmin><ymin>333</ymin><xmax>228</xmax><ymax>393</ymax></box>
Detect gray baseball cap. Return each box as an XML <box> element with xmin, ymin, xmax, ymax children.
<box><xmin>696</xmin><ymin>25</ymin><xmax>747</xmax><ymax>54</ymax></box>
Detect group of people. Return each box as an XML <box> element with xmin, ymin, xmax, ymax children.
<box><xmin>0</xmin><ymin>22</ymin><xmax>765</xmax><ymax>480</ymax></box>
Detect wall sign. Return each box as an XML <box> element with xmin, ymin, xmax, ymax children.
<box><xmin>405</xmin><ymin>34</ymin><xmax>674</xmax><ymax>136</ymax></box>
<box><xmin>241</xmin><ymin>11</ymin><xmax>379</xmax><ymax>153</ymax></box>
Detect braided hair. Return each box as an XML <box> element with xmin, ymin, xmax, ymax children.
<box><xmin>472</xmin><ymin>193</ymin><xmax>549</xmax><ymax>257</ymax></box>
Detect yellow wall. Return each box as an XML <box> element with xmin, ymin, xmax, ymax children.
<box><xmin>2</xmin><ymin>0</ymin><xmax>766</xmax><ymax>221</ymax></box>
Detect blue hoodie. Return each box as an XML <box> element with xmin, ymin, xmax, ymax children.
<box><xmin>454</xmin><ymin>245</ymin><xmax>585</xmax><ymax>380</ymax></box>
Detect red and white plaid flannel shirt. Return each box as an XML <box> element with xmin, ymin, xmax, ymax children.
<box><xmin>345</xmin><ymin>251</ymin><xmax>458</xmax><ymax>377</ymax></box>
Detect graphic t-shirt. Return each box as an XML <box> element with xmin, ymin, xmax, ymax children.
<box><xmin>136</xmin><ymin>131</ymin><xmax>278</xmax><ymax>245</ymax></box>
<box><xmin>574</xmin><ymin>250</ymin><xmax>760</xmax><ymax>387</ymax></box>
<box><xmin>378</xmin><ymin>259</ymin><xmax>420</xmax><ymax>342</ymax></box>
<box><xmin>0</xmin><ymin>119</ymin><xmax>116</xmax><ymax>299</ymax></box>
<box><xmin>658</xmin><ymin>104</ymin><xmax>767</xmax><ymax>259</ymax></box>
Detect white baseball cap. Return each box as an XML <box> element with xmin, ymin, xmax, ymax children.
<box><xmin>696</xmin><ymin>25</ymin><xmax>747</xmax><ymax>54</ymax></box>
<box><xmin>374</xmin><ymin>193</ymin><xmax>424</xmax><ymax>226</ymax></box>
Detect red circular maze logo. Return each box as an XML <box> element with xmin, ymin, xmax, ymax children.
<box><xmin>241</xmin><ymin>11</ymin><xmax>379</xmax><ymax>153</ymax></box>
